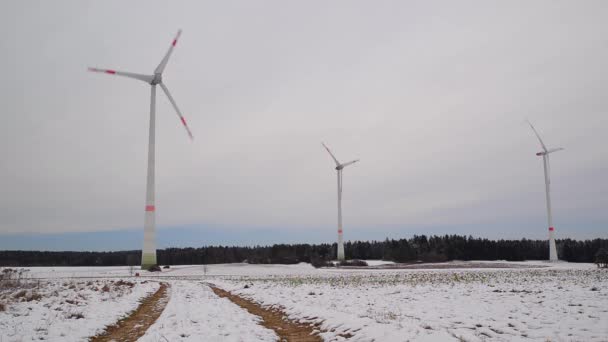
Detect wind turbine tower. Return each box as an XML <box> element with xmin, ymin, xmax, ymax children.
<box><xmin>89</xmin><ymin>30</ymin><xmax>193</xmax><ymax>269</ymax></box>
<box><xmin>322</xmin><ymin>143</ymin><xmax>359</xmax><ymax>261</ymax></box>
<box><xmin>527</xmin><ymin>121</ymin><xmax>563</xmax><ymax>262</ymax></box>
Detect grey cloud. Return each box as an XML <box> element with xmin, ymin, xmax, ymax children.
<box><xmin>0</xmin><ymin>1</ymin><xmax>606</xmax><ymax>240</ymax></box>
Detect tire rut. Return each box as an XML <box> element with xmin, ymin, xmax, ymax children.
<box><xmin>211</xmin><ymin>286</ymin><xmax>323</xmax><ymax>342</ymax></box>
<box><xmin>90</xmin><ymin>282</ymin><xmax>170</xmax><ymax>342</ymax></box>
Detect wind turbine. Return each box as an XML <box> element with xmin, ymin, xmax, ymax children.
<box><xmin>89</xmin><ymin>30</ymin><xmax>193</xmax><ymax>269</ymax></box>
<box><xmin>527</xmin><ymin>120</ymin><xmax>563</xmax><ymax>262</ymax></box>
<box><xmin>322</xmin><ymin>143</ymin><xmax>359</xmax><ymax>262</ymax></box>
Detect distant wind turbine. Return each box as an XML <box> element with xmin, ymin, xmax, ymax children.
<box><xmin>527</xmin><ymin>120</ymin><xmax>563</xmax><ymax>262</ymax></box>
<box><xmin>89</xmin><ymin>30</ymin><xmax>193</xmax><ymax>269</ymax></box>
<box><xmin>322</xmin><ymin>143</ymin><xmax>359</xmax><ymax>261</ymax></box>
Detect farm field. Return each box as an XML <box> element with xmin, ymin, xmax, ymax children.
<box><xmin>0</xmin><ymin>276</ymin><xmax>159</xmax><ymax>341</ymax></box>
<box><xmin>1</xmin><ymin>261</ymin><xmax>606</xmax><ymax>341</ymax></box>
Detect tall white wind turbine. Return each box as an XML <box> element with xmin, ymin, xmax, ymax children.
<box><xmin>89</xmin><ymin>30</ymin><xmax>193</xmax><ymax>269</ymax></box>
<box><xmin>322</xmin><ymin>143</ymin><xmax>359</xmax><ymax>261</ymax></box>
<box><xmin>527</xmin><ymin>120</ymin><xmax>563</xmax><ymax>262</ymax></box>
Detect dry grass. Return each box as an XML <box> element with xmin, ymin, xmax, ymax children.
<box><xmin>114</xmin><ymin>280</ymin><xmax>135</xmax><ymax>288</ymax></box>
<box><xmin>1</xmin><ymin>268</ymin><xmax>33</xmax><ymax>290</ymax></box>
<box><xmin>67</xmin><ymin>312</ymin><xmax>85</xmax><ymax>319</ymax></box>
<box><xmin>12</xmin><ymin>290</ymin><xmax>27</xmax><ymax>299</ymax></box>
<box><xmin>2</xmin><ymin>277</ymin><xmax>125</xmax><ymax>310</ymax></box>
<box><xmin>1</xmin><ymin>269</ymin><xmax>45</xmax><ymax>309</ymax></box>
<box><xmin>11</xmin><ymin>289</ymin><xmax>42</xmax><ymax>302</ymax></box>
<box><xmin>25</xmin><ymin>291</ymin><xmax>42</xmax><ymax>302</ymax></box>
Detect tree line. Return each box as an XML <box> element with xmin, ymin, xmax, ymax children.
<box><xmin>0</xmin><ymin>235</ymin><xmax>606</xmax><ymax>267</ymax></box>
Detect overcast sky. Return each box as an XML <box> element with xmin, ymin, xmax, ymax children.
<box><xmin>1</xmin><ymin>1</ymin><xmax>607</xmax><ymax>250</ymax></box>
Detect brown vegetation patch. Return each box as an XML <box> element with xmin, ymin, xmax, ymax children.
<box><xmin>211</xmin><ymin>286</ymin><xmax>323</xmax><ymax>342</ymax></box>
<box><xmin>1</xmin><ymin>268</ymin><xmax>30</xmax><ymax>289</ymax></box>
<box><xmin>89</xmin><ymin>282</ymin><xmax>169</xmax><ymax>342</ymax></box>
<box><xmin>67</xmin><ymin>311</ymin><xmax>85</xmax><ymax>319</ymax></box>
<box><xmin>0</xmin><ymin>302</ymin><xmax>6</xmax><ymax>311</ymax></box>
<box><xmin>344</xmin><ymin>262</ymin><xmax>549</xmax><ymax>270</ymax></box>
<box><xmin>25</xmin><ymin>291</ymin><xmax>42</xmax><ymax>302</ymax></box>
<box><xmin>114</xmin><ymin>280</ymin><xmax>135</xmax><ymax>288</ymax></box>
<box><xmin>12</xmin><ymin>290</ymin><xmax>27</xmax><ymax>299</ymax></box>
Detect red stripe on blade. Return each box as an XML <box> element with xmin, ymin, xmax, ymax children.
<box><xmin>145</xmin><ymin>205</ymin><xmax>155</xmax><ymax>212</ymax></box>
<box><xmin>106</xmin><ymin>70</ymin><xmax>116</xmax><ymax>74</ymax></box>
<box><xmin>172</xmin><ymin>39</ymin><xmax>177</xmax><ymax>46</ymax></box>
<box><xmin>181</xmin><ymin>117</ymin><xmax>187</xmax><ymax>125</ymax></box>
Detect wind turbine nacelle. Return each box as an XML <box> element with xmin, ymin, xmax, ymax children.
<box><xmin>335</xmin><ymin>165</ymin><xmax>343</xmax><ymax>170</ymax></box>
<box><xmin>536</xmin><ymin>152</ymin><xmax>546</xmax><ymax>156</ymax></box>
<box><xmin>151</xmin><ymin>73</ymin><xmax>163</xmax><ymax>85</ymax></box>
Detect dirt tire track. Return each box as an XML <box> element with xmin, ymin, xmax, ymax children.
<box><xmin>90</xmin><ymin>282</ymin><xmax>169</xmax><ymax>342</ymax></box>
<box><xmin>211</xmin><ymin>286</ymin><xmax>323</xmax><ymax>342</ymax></box>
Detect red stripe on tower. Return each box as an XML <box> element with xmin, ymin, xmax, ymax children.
<box><xmin>549</xmin><ymin>227</ymin><xmax>554</xmax><ymax>231</ymax></box>
<box><xmin>145</xmin><ymin>205</ymin><xmax>155</xmax><ymax>212</ymax></box>
<box><xmin>338</xmin><ymin>229</ymin><xmax>343</xmax><ymax>234</ymax></box>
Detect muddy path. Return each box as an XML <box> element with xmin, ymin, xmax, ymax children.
<box><xmin>90</xmin><ymin>282</ymin><xmax>170</xmax><ymax>342</ymax></box>
<box><xmin>211</xmin><ymin>286</ymin><xmax>323</xmax><ymax>342</ymax></box>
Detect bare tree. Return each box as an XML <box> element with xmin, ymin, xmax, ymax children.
<box><xmin>126</xmin><ymin>255</ymin><xmax>138</xmax><ymax>276</ymax></box>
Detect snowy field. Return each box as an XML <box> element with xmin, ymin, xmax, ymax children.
<box><xmin>0</xmin><ymin>276</ymin><xmax>159</xmax><ymax>341</ymax></box>
<box><xmin>1</xmin><ymin>261</ymin><xmax>606</xmax><ymax>341</ymax></box>
<box><xmin>139</xmin><ymin>281</ymin><xmax>278</xmax><ymax>342</ymax></box>
<box><xmin>213</xmin><ymin>264</ymin><xmax>607</xmax><ymax>341</ymax></box>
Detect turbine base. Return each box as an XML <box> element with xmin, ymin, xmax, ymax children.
<box><xmin>141</xmin><ymin>252</ymin><xmax>157</xmax><ymax>269</ymax></box>
<box><xmin>337</xmin><ymin>243</ymin><xmax>345</xmax><ymax>261</ymax></box>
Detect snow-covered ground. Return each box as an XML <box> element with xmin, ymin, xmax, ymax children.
<box><xmin>23</xmin><ymin>265</ymin><xmax>137</xmax><ymax>279</ymax></box>
<box><xmin>139</xmin><ymin>280</ymin><xmax>277</xmax><ymax>342</ymax></box>
<box><xmin>4</xmin><ymin>261</ymin><xmax>607</xmax><ymax>341</ymax></box>
<box><xmin>21</xmin><ymin>260</ymin><xmax>594</xmax><ymax>279</ymax></box>
<box><xmin>22</xmin><ymin>263</ymin><xmax>322</xmax><ymax>279</ymax></box>
<box><xmin>0</xmin><ymin>278</ymin><xmax>159</xmax><ymax>341</ymax></box>
<box><xmin>213</xmin><ymin>265</ymin><xmax>608</xmax><ymax>341</ymax></box>
<box><xmin>363</xmin><ymin>259</ymin><xmax>395</xmax><ymax>266</ymax></box>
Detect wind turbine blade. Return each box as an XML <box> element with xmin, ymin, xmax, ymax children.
<box><xmin>526</xmin><ymin>120</ymin><xmax>548</xmax><ymax>152</ymax></box>
<box><xmin>322</xmin><ymin>142</ymin><xmax>340</xmax><ymax>166</ymax></box>
<box><xmin>160</xmin><ymin>83</ymin><xmax>193</xmax><ymax>140</ymax></box>
<box><xmin>155</xmin><ymin>30</ymin><xmax>182</xmax><ymax>74</ymax></box>
<box><xmin>546</xmin><ymin>147</ymin><xmax>564</xmax><ymax>154</ymax></box>
<box><xmin>88</xmin><ymin>67</ymin><xmax>153</xmax><ymax>83</ymax></box>
<box><xmin>341</xmin><ymin>159</ymin><xmax>359</xmax><ymax>168</ymax></box>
